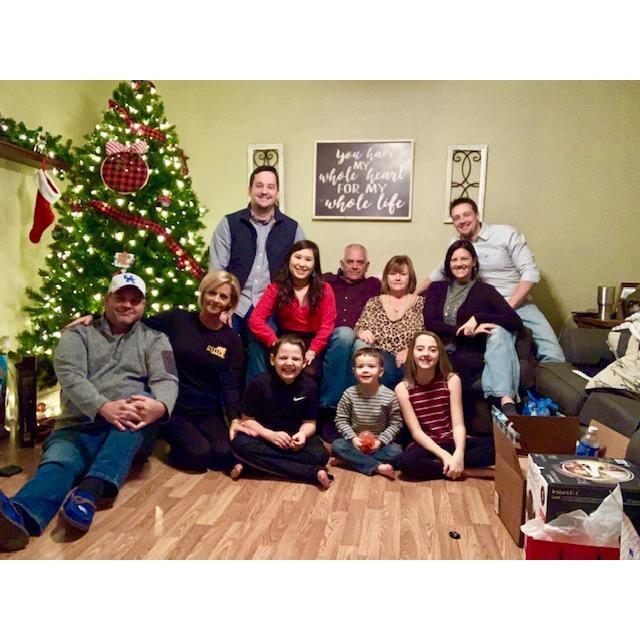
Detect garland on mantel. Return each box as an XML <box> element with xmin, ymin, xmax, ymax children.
<box><xmin>0</xmin><ymin>112</ymin><xmax>74</xmax><ymax>167</ymax></box>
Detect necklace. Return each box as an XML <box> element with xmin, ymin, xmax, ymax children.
<box><xmin>383</xmin><ymin>294</ymin><xmax>411</xmax><ymax>320</ymax></box>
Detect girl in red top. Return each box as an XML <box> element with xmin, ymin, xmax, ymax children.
<box><xmin>249</xmin><ymin>240</ymin><xmax>336</xmax><ymax>381</ymax></box>
<box><xmin>395</xmin><ymin>330</ymin><xmax>494</xmax><ymax>480</ymax></box>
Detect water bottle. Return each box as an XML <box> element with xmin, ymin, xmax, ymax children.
<box><xmin>576</xmin><ymin>425</ymin><xmax>600</xmax><ymax>457</ymax></box>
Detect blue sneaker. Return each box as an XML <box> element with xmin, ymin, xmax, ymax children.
<box><xmin>60</xmin><ymin>488</ymin><xmax>96</xmax><ymax>532</ymax></box>
<box><xmin>0</xmin><ymin>489</ymin><xmax>29</xmax><ymax>552</ymax></box>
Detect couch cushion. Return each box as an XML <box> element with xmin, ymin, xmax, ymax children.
<box><xmin>578</xmin><ymin>390</ymin><xmax>640</xmax><ymax>438</ymax></box>
<box><xmin>535</xmin><ymin>363</ymin><xmax>587</xmax><ymax>416</ymax></box>
<box><xmin>559</xmin><ymin>324</ymin><xmax>612</xmax><ymax>365</ymax></box>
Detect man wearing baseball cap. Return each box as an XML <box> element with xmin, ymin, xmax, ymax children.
<box><xmin>0</xmin><ymin>273</ymin><xmax>178</xmax><ymax>552</ymax></box>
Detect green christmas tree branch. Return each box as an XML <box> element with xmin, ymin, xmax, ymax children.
<box><xmin>0</xmin><ymin>113</ymin><xmax>74</xmax><ymax>166</ymax></box>
<box><xmin>14</xmin><ymin>80</ymin><xmax>209</xmax><ymax>387</ymax></box>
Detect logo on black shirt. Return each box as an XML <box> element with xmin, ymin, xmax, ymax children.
<box><xmin>206</xmin><ymin>345</ymin><xmax>227</xmax><ymax>359</ymax></box>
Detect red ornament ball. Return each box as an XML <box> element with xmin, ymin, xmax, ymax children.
<box><xmin>156</xmin><ymin>194</ymin><xmax>172</xmax><ymax>208</ymax></box>
<box><xmin>100</xmin><ymin>152</ymin><xmax>149</xmax><ymax>194</ymax></box>
<box><xmin>177</xmin><ymin>256</ymin><xmax>186</xmax><ymax>270</ymax></box>
<box><xmin>359</xmin><ymin>430</ymin><xmax>376</xmax><ymax>453</ymax></box>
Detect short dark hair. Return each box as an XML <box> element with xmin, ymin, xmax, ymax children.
<box><xmin>380</xmin><ymin>255</ymin><xmax>417</xmax><ymax>294</ymax></box>
<box><xmin>271</xmin><ymin>334</ymin><xmax>306</xmax><ymax>358</ymax></box>
<box><xmin>249</xmin><ymin>165</ymin><xmax>279</xmax><ymax>189</ymax></box>
<box><xmin>443</xmin><ymin>239</ymin><xmax>480</xmax><ymax>281</ymax></box>
<box><xmin>449</xmin><ymin>197</ymin><xmax>478</xmax><ymax>216</ymax></box>
<box><xmin>352</xmin><ymin>347</ymin><xmax>384</xmax><ymax>367</ymax></box>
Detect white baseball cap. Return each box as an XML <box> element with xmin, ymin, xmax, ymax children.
<box><xmin>108</xmin><ymin>272</ymin><xmax>146</xmax><ymax>297</ymax></box>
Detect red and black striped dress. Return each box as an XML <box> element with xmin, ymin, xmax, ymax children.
<box><xmin>407</xmin><ymin>375</ymin><xmax>453</xmax><ymax>444</ymax></box>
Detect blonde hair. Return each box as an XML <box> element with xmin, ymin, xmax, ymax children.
<box><xmin>197</xmin><ymin>270</ymin><xmax>240</xmax><ymax>312</ymax></box>
<box><xmin>403</xmin><ymin>330</ymin><xmax>454</xmax><ymax>389</ymax></box>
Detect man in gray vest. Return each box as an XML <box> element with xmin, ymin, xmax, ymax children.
<box><xmin>209</xmin><ymin>166</ymin><xmax>304</xmax><ymax>380</ymax></box>
<box><xmin>0</xmin><ymin>273</ymin><xmax>178</xmax><ymax>552</ymax></box>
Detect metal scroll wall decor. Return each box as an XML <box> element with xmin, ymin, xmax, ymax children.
<box><xmin>444</xmin><ymin>144</ymin><xmax>487</xmax><ymax>222</ymax></box>
<box><xmin>247</xmin><ymin>143</ymin><xmax>285</xmax><ymax>210</ymax></box>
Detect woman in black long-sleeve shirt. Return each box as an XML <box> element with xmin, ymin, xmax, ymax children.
<box><xmin>423</xmin><ymin>240</ymin><xmax>522</xmax><ymax>410</ymax></box>
<box><xmin>145</xmin><ymin>270</ymin><xmax>244</xmax><ymax>474</ymax></box>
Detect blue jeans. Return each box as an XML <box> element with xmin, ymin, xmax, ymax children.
<box><xmin>320</xmin><ymin>326</ymin><xmax>357</xmax><ymax>408</ymax></box>
<box><xmin>233</xmin><ymin>307</ymin><xmax>277</xmax><ymax>383</ymax></box>
<box><xmin>352</xmin><ymin>339</ymin><xmax>404</xmax><ymax>391</ymax></box>
<box><xmin>516</xmin><ymin>302</ymin><xmax>566</xmax><ymax>363</ymax></box>
<box><xmin>481</xmin><ymin>326</ymin><xmax>521</xmax><ymax>401</ymax></box>
<box><xmin>12</xmin><ymin>420</ymin><xmax>146</xmax><ymax>535</ymax></box>
<box><xmin>332</xmin><ymin>438</ymin><xmax>402</xmax><ymax>475</ymax></box>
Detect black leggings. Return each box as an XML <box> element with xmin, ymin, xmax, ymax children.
<box><xmin>398</xmin><ymin>436</ymin><xmax>495</xmax><ymax>481</ymax></box>
<box><xmin>231</xmin><ymin>433</ymin><xmax>330</xmax><ymax>485</ymax></box>
<box><xmin>160</xmin><ymin>411</ymin><xmax>234</xmax><ymax>473</ymax></box>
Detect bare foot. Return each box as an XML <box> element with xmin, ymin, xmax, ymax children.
<box><xmin>229</xmin><ymin>463</ymin><xmax>243</xmax><ymax>480</ymax></box>
<box><xmin>375</xmin><ymin>463</ymin><xmax>396</xmax><ymax>480</ymax></box>
<box><xmin>317</xmin><ymin>469</ymin><xmax>332</xmax><ymax>489</ymax></box>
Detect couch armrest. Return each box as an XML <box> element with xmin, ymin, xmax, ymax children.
<box><xmin>559</xmin><ymin>323</ymin><xmax>612</xmax><ymax>365</ymax></box>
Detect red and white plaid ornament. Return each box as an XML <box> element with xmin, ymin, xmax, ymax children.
<box><xmin>100</xmin><ymin>140</ymin><xmax>149</xmax><ymax>194</ymax></box>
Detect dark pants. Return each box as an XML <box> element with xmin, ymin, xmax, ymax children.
<box><xmin>160</xmin><ymin>411</ymin><xmax>234</xmax><ymax>473</ymax></box>
<box><xmin>398</xmin><ymin>436</ymin><xmax>495</xmax><ymax>481</ymax></box>
<box><xmin>230</xmin><ymin>432</ymin><xmax>330</xmax><ymax>485</ymax></box>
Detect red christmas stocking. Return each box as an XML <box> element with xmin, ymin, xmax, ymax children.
<box><xmin>29</xmin><ymin>169</ymin><xmax>61</xmax><ymax>243</ymax></box>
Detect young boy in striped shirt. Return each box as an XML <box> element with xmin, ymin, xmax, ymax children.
<box><xmin>331</xmin><ymin>347</ymin><xmax>403</xmax><ymax>479</ymax></box>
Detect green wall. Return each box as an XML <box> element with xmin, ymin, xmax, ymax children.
<box><xmin>1</xmin><ymin>80</ymin><xmax>639</xmax><ymax>348</ymax></box>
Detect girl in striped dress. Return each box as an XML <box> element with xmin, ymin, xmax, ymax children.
<box><xmin>395</xmin><ymin>331</ymin><xmax>494</xmax><ymax>480</ymax></box>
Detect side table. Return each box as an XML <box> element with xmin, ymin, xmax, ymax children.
<box><xmin>571</xmin><ymin>312</ymin><xmax>621</xmax><ymax>330</ymax></box>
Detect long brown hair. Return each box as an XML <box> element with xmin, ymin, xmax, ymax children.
<box><xmin>403</xmin><ymin>330</ymin><xmax>454</xmax><ymax>389</ymax></box>
<box><xmin>274</xmin><ymin>240</ymin><xmax>324</xmax><ymax>312</ymax></box>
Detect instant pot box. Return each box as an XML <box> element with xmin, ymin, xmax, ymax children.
<box><xmin>526</xmin><ymin>453</ymin><xmax>640</xmax><ymax>530</ymax></box>
<box><xmin>492</xmin><ymin>408</ymin><xmax>583</xmax><ymax>547</ymax></box>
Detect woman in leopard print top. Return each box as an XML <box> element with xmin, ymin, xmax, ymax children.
<box><xmin>353</xmin><ymin>255</ymin><xmax>424</xmax><ymax>389</ymax></box>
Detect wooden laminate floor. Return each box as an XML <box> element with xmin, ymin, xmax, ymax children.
<box><xmin>0</xmin><ymin>436</ymin><xmax>523</xmax><ymax>560</ymax></box>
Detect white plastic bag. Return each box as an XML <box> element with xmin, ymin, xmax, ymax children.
<box><xmin>521</xmin><ymin>485</ymin><xmax>623</xmax><ymax>548</ymax></box>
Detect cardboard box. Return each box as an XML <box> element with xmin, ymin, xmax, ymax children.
<box><xmin>492</xmin><ymin>408</ymin><xmax>583</xmax><ymax>547</ymax></box>
<box><xmin>526</xmin><ymin>453</ymin><xmax>640</xmax><ymax>529</ymax></box>
<box><xmin>589</xmin><ymin>419</ymin><xmax>630</xmax><ymax>459</ymax></box>
<box><xmin>491</xmin><ymin>409</ymin><xmax>631</xmax><ymax>547</ymax></box>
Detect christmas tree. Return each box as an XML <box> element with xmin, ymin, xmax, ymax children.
<box><xmin>16</xmin><ymin>80</ymin><xmax>208</xmax><ymax>386</ymax></box>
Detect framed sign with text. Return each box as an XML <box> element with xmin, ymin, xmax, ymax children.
<box><xmin>313</xmin><ymin>140</ymin><xmax>413</xmax><ymax>220</ymax></box>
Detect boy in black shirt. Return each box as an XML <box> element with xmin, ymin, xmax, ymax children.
<box><xmin>230</xmin><ymin>335</ymin><xmax>332</xmax><ymax>488</ymax></box>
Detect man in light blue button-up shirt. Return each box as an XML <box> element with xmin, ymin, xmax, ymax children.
<box><xmin>418</xmin><ymin>197</ymin><xmax>565</xmax><ymax>410</ymax></box>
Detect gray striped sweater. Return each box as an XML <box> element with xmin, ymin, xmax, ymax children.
<box><xmin>335</xmin><ymin>384</ymin><xmax>402</xmax><ymax>445</ymax></box>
